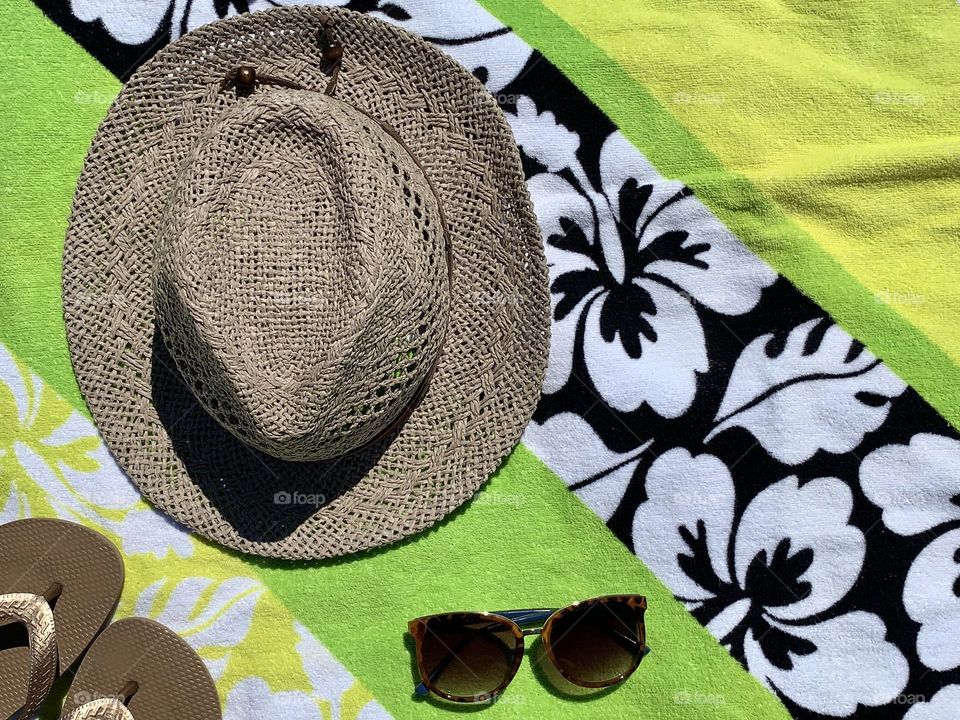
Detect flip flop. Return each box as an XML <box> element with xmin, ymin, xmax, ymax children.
<box><xmin>59</xmin><ymin>618</ymin><xmax>221</xmax><ymax>720</ymax></box>
<box><xmin>0</xmin><ymin>518</ymin><xmax>124</xmax><ymax>719</ymax></box>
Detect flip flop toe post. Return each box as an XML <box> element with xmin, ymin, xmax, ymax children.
<box><xmin>0</xmin><ymin>519</ymin><xmax>124</xmax><ymax>718</ymax></box>
<box><xmin>60</xmin><ymin>618</ymin><xmax>221</xmax><ymax>720</ymax></box>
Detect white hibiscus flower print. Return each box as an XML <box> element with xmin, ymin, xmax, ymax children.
<box><xmin>135</xmin><ymin>576</ymin><xmax>264</xmax><ymax>679</ymax></box>
<box><xmin>707</xmin><ymin>318</ymin><xmax>906</xmax><ymax>464</ymax></box>
<box><xmin>903</xmin><ymin>685</ymin><xmax>960</xmax><ymax>720</ymax></box>
<box><xmin>513</xmin><ymin>103</ymin><xmax>776</xmax><ymax>417</ymax></box>
<box><xmin>224</xmin><ymin>678</ymin><xmax>318</xmax><ymax>719</ymax></box>
<box><xmin>68</xmin><ymin>0</ymin><xmax>332</xmax><ymax>46</ymax></box>
<box><xmin>364</xmin><ymin>0</ymin><xmax>533</xmax><ymax>93</ymax></box>
<box><xmin>523</xmin><ymin>412</ymin><xmax>651</xmax><ymax>521</ymax></box>
<box><xmin>66</xmin><ymin>0</ymin><xmax>531</xmax><ymax>93</ymax></box>
<box><xmin>633</xmin><ymin>448</ymin><xmax>908</xmax><ymax>716</ymax></box>
<box><xmin>221</xmin><ymin>624</ymin><xmax>391</xmax><ymax>718</ymax></box>
<box><xmin>0</xmin><ymin>342</ymin><xmax>192</xmax><ymax>558</ymax></box>
<box><xmin>510</xmin><ymin>96</ymin><xmax>580</xmax><ymax>173</ymax></box>
<box><xmin>0</xmin><ymin>479</ymin><xmax>30</xmax><ymax>523</ymax></box>
<box><xmin>860</xmin><ymin>433</ymin><xmax>960</xmax><ymax>672</ymax></box>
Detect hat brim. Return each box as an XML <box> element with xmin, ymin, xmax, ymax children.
<box><xmin>62</xmin><ymin>6</ymin><xmax>549</xmax><ymax>559</ymax></box>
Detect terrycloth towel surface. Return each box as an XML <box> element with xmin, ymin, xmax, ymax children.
<box><xmin>1</xmin><ymin>2</ymin><xmax>958</xmax><ymax>720</ymax></box>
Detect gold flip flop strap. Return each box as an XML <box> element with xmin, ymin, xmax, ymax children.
<box><xmin>61</xmin><ymin>699</ymin><xmax>135</xmax><ymax>720</ymax></box>
<box><xmin>0</xmin><ymin>592</ymin><xmax>59</xmax><ymax>719</ymax></box>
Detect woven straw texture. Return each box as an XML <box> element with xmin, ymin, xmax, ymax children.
<box><xmin>62</xmin><ymin>6</ymin><xmax>549</xmax><ymax>559</ymax></box>
<box><xmin>154</xmin><ymin>89</ymin><xmax>449</xmax><ymax>461</ymax></box>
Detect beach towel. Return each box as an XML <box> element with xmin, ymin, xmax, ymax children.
<box><xmin>1</xmin><ymin>1</ymin><xmax>957</xmax><ymax>719</ymax></box>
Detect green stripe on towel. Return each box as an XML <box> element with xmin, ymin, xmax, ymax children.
<box><xmin>0</xmin><ymin>0</ymin><xmax>118</xmax><ymax>410</ymax></box>
<box><xmin>256</xmin><ymin>445</ymin><xmax>791</xmax><ymax>719</ymax></box>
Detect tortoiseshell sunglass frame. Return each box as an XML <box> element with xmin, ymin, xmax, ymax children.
<box><xmin>407</xmin><ymin>594</ymin><xmax>649</xmax><ymax>703</ymax></box>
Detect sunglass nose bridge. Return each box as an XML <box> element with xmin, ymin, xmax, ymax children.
<box><xmin>494</xmin><ymin>608</ymin><xmax>556</xmax><ymax>635</ymax></box>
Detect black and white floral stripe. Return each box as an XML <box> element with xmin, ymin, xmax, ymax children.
<box><xmin>48</xmin><ymin>0</ymin><xmax>534</xmax><ymax>85</ymax></box>
<box><xmin>512</xmin><ymin>85</ymin><xmax>960</xmax><ymax>720</ymax></box>
<box><xmin>37</xmin><ymin>0</ymin><xmax>960</xmax><ymax>717</ymax></box>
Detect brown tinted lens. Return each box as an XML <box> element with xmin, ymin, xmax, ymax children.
<box><xmin>547</xmin><ymin>599</ymin><xmax>642</xmax><ymax>685</ymax></box>
<box><xmin>419</xmin><ymin>614</ymin><xmax>518</xmax><ymax>699</ymax></box>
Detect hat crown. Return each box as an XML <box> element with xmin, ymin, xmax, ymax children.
<box><xmin>154</xmin><ymin>89</ymin><xmax>449</xmax><ymax>461</ymax></box>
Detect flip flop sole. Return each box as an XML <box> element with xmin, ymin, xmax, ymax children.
<box><xmin>0</xmin><ymin>518</ymin><xmax>124</xmax><ymax>718</ymax></box>
<box><xmin>61</xmin><ymin>618</ymin><xmax>222</xmax><ymax>720</ymax></box>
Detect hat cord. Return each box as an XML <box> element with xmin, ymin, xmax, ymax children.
<box><xmin>319</xmin><ymin>18</ymin><xmax>343</xmax><ymax>96</ymax></box>
<box><xmin>221</xmin><ymin>18</ymin><xmax>343</xmax><ymax>96</ymax></box>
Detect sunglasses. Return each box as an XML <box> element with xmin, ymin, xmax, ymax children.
<box><xmin>408</xmin><ymin>594</ymin><xmax>649</xmax><ymax>703</ymax></box>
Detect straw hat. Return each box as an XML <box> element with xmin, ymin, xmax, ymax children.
<box><xmin>62</xmin><ymin>6</ymin><xmax>549</xmax><ymax>559</ymax></box>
